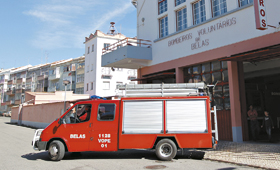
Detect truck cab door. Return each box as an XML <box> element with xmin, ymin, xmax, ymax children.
<box><xmin>60</xmin><ymin>104</ymin><xmax>92</xmax><ymax>152</ymax></box>
<box><xmin>89</xmin><ymin>101</ymin><xmax>119</xmax><ymax>151</ymax></box>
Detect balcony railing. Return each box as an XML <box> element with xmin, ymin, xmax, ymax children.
<box><xmin>26</xmin><ymin>77</ymin><xmax>34</xmax><ymax>83</ymax></box>
<box><xmin>102</xmin><ymin>38</ymin><xmax>152</xmax><ymax>55</ymax></box>
<box><xmin>49</xmin><ymin>74</ymin><xmax>60</xmax><ymax>80</ymax></box>
<box><xmin>37</xmin><ymin>75</ymin><xmax>48</xmax><ymax>81</ymax></box>
<box><xmin>7</xmin><ymin>80</ymin><xmax>14</xmax><ymax>85</ymax></box>
<box><xmin>7</xmin><ymin>88</ymin><xmax>15</xmax><ymax>95</ymax></box>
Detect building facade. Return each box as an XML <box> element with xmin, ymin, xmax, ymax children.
<box><xmin>84</xmin><ymin>29</ymin><xmax>137</xmax><ymax>97</ymax></box>
<box><xmin>26</xmin><ymin>63</ymin><xmax>51</xmax><ymax>93</ymax></box>
<box><xmin>102</xmin><ymin>0</ymin><xmax>280</xmax><ymax>142</ymax></box>
<box><xmin>48</xmin><ymin>56</ymin><xmax>85</xmax><ymax>94</ymax></box>
<box><xmin>0</xmin><ymin>68</ymin><xmax>12</xmax><ymax>112</ymax></box>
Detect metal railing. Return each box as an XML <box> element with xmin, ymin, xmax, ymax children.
<box><xmin>102</xmin><ymin>38</ymin><xmax>152</xmax><ymax>55</ymax></box>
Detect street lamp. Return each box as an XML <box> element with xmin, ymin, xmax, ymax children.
<box><xmin>63</xmin><ymin>80</ymin><xmax>71</xmax><ymax>113</ymax></box>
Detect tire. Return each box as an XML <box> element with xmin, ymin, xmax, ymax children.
<box><xmin>155</xmin><ymin>139</ymin><xmax>177</xmax><ymax>161</ymax></box>
<box><xmin>48</xmin><ymin>140</ymin><xmax>65</xmax><ymax>161</ymax></box>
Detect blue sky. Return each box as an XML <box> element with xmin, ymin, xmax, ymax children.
<box><xmin>0</xmin><ymin>0</ymin><xmax>136</xmax><ymax>70</ymax></box>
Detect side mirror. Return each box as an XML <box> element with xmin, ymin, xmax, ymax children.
<box><xmin>58</xmin><ymin>118</ymin><xmax>63</xmax><ymax>124</ymax></box>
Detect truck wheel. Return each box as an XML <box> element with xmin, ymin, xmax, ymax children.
<box><xmin>155</xmin><ymin>139</ymin><xmax>177</xmax><ymax>161</ymax></box>
<box><xmin>48</xmin><ymin>140</ymin><xmax>65</xmax><ymax>161</ymax></box>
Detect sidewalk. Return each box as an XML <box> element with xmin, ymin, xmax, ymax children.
<box><xmin>203</xmin><ymin>141</ymin><xmax>280</xmax><ymax>170</ymax></box>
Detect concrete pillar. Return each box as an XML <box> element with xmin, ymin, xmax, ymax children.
<box><xmin>228</xmin><ymin>61</ymin><xmax>243</xmax><ymax>142</ymax></box>
<box><xmin>176</xmin><ymin>67</ymin><xmax>184</xmax><ymax>83</ymax></box>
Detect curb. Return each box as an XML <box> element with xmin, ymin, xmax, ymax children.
<box><xmin>204</xmin><ymin>158</ymin><xmax>278</xmax><ymax>170</ymax></box>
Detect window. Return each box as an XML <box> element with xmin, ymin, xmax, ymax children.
<box><xmin>183</xmin><ymin>61</ymin><xmax>229</xmax><ymax>110</ymax></box>
<box><xmin>176</xmin><ymin>7</ymin><xmax>187</xmax><ymax>31</ymax></box>
<box><xmin>158</xmin><ymin>0</ymin><xmax>167</xmax><ymax>14</ymax></box>
<box><xmin>97</xmin><ymin>104</ymin><xmax>115</xmax><ymax>121</ymax></box>
<box><xmin>159</xmin><ymin>16</ymin><xmax>168</xmax><ymax>38</ymax></box>
<box><xmin>77</xmin><ymin>74</ymin><xmax>84</xmax><ymax>83</ymax></box>
<box><xmin>87</xmin><ymin>46</ymin><xmax>90</xmax><ymax>54</ymax></box>
<box><xmin>86</xmin><ymin>83</ymin><xmax>88</xmax><ymax>91</ymax></box>
<box><xmin>91</xmin><ymin>64</ymin><xmax>93</xmax><ymax>71</ymax></box>
<box><xmin>116</xmin><ymin>82</ymin><xmax>123</xmax><ymax>89</ymax></box>
<box><xmin>212</xmin><ymin>0</ymin><xmax>227</xmax><ymax>17</ymax></box>
<box><xmin>76</xmin><ymin>87</ymin><xmax>84</xmax><ymax>94</ymax></box>
<box><xmin>91</xmin><ymin>44</ymin><xmax>94</xmax><ymax>52</ymax></box>
<box><xmin>62</xmin><ymin>104</ymin><xmax>92</xmax><ymax>124</ymax></box>
<box><xmin>91</xmin><ymin>82</ymin><xmax>93</xmax><ymax>90</ymax></box>
<box><xmin>193</xmin><ymin>0</ymin><xmax>206</xmax><ymax>25</ymax></box>
<box><xmin>77</xmin><ymin>63</ymin><xmax>85</xmax><ymax>70</ymax></box>
<box><xmin>104</xmin><ymin>43</ymin><xmax>110</xmax><ymax>50</ymax></box>
<box><xmin>239</xmin><ymin>0</ymin><xmax>253</xmax><ymax>7</ymax></box>
<box><xmin>175</xmin><ymin>0</ymin><xmax>186</xmax><ymax>6</ymax></box>
<box><xmin>63</xmin><ymin>65</ymin><xmax>71</xmax><ymax>72</ymax></box>
<box><xmin>87</xmin><ymin>65</ymin><xmax>89</xmax><ymax>73</ymax></box>
<box><xmin>103</xmin><ymin>81</ymin><xmax>110</xmax><ymax>90</ymax></box>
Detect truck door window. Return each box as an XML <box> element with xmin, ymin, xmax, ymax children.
<box><xmin>97</xmin><ymin>104</ymin><xmax>115</xmax><ymax>121</ymax></box>
<box><xmin>62</xmin><ymin>104</ymin><xmax>92</xmax><ymax>124</ymax></box>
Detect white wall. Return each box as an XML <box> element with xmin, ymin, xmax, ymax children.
<box><xmin>84</xmin><ymin>34</ymin><xmax>137</xmax><ymax>97</ymax></box>
<box><xmin>137</xmin><ymin>0</ymin><xmax>280</xmax><ymax>66</ymax></box>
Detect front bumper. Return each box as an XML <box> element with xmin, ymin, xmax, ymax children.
<box><xmin>37</xmin><ymin>141</ymin><xmax>47</xmax><ymax>151</ymax></box>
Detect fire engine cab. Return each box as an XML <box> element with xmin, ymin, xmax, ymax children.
<box><xmin>32</xmin><ymin>83</ymin><xmax>218</xmax><ymax>161</ymax></box>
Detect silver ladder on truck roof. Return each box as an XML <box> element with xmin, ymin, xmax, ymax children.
<box><xmin>117</xmin><ymin>82</ymin><xmax>208</xmax><ymax>97</ymax></box>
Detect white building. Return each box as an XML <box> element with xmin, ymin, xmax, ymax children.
<box><xmin>102</xmin><ymin>0</ymin><xmax>280</xmax><ymax>142</ymax></box>
<box><xmin>0</xmin><ymin>68</ymin><xmax>13</xmax><ymax>112</ymax></box>
<box><xmin>84</xmin><ymin>28</ymin><xmax>137</xmax><ymax>97</ymax></box>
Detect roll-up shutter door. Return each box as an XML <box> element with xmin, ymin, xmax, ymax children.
<box><xmin>123</xmin><ymin>101</ymin><xmax>163</xmax><ymax>134</ymax></box>
<box><xmin>166</xmin><ymin>99</ymin><xmax>207</xmax><ymax>133</ymax></box>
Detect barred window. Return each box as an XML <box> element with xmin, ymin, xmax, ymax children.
<box><xmin>159</xmin><ymin>16</ymin><xmax>168</xmax><ymax>38</ymax></box>
<box><xmin>176</xmin><ymin>7</ymin><xmax>187</xmax><ymax>31</ymax></box>
<box><xmin>193</xmin><ymin>0</ymin><xmax>206</xmax><ymax>25</ymax></box>
<box><xmin>175</xmin><ymin>0</ymin><xmax>186</xmax><ymax>6</ymax></box>
<box><xmin>239</xmin><ymin>0</ymin><xmax>253</xmax><ymax>7</ymax></box>
<box><xmin>158</xmin><ymin>0</ymin><xmax>167</xmax><ymax>14</ymax></box>
<box><xmin>212</xmin><ymin>0</ymin><xmax>227</xmax><ymax>17</ymax></box>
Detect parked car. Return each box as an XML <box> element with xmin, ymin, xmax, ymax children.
<box><xmin>3</xmin><ymin>111</ymin><xmax>11</xmax><ymax>117</ymax></box>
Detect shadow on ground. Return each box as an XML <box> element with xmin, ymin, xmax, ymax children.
<box><xmin>21</xmin><ymin>149</ymin><xmax>206</xmax><ymax>161</ymax></box>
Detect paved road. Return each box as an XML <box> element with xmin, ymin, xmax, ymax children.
<box><xmin>0</xmin><ymin>117</ymin><xmax>260</xmax><ymax>170</ymax></box>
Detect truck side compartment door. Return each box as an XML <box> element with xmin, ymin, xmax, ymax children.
<box><xmin>89</xmin><ymin>101</ymin><xmax>119</xmax><ymax>151</ymax></box>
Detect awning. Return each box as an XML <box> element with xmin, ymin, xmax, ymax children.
<box><xmin>219</xmin><ymin>44</ymin><xmax>280</xmax><ymax>63</ymax></box>
<box><xmin>132</xmin><ymin>72</ymin><xmax>175</xmax><ymax>81</ymax></box>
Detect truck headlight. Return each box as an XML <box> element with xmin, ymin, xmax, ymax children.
<box><xmin>35</xmin><ymin>129</ymin><xmax>43</xmax><ymax>137</ymax></box>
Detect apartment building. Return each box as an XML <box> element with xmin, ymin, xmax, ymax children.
<box><xmin>48</xmin><ymin>56</ymin><xmax>85</xmax><ymax>93</ymax></box>
<box><xmin>102</xmin><ymin>0</ymin><xmax>280</xmax><ymax>142</ymax></box>
<box><xmin>0</xmin><ymin>68</ymin><xmax>12</xmax><ymax>112</ymax></box>
<box><xmin>4</xmin><ymin>65</ymin><xmax>32</xmax><ymax>110</ymax></box>
<box><xmin>26</xmin><ymin>63</ymin><xmax>51</xmax><ymax>93</ymax></box>
<box><xmin>84</xmin><ymin>26</ymin><xmax>137</xmax><ymax>97</ymax></box>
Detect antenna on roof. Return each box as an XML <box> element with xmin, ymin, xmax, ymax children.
<box><xmin>107</xmin><ymin>22</ymin><xmax>118</xmax><ymax>35</ymax></box>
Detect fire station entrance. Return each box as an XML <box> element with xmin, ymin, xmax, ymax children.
<box><xmin>222</xmin><ymin>44</ymin><xmax>280</xmax><ymax>141</ymax></box>
<box><xmin>244</xmin><ymin>60</ymin><xmax>280</xmax><ymax>141</ymax></box>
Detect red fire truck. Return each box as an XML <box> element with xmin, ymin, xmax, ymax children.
<box><xmin>32</xmin><ymin>83</ymin><xmax>218</xmax><ymax>161</ymax></box>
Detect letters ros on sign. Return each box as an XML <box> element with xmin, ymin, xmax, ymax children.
<box><xmin>254</xmin><ymin>0</ymin><xmax>267</xmax><ymax>30</ymax></box>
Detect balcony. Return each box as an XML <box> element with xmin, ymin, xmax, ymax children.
<box><xmin>15</xmin><ymin>100</ymin><xmax>21</xmax><ymax>105</ymax></box>
<box><xmin>7</xmin><ymin>88</ymin><xmax>15</xmax><ymax>95</ymax></box>
<box><xmin>16</xmin><ymin>78</ymin><xmax>26</xmax><ymax>84</ymax></box>
<box><xmin>102</xmin><ymin>38</ymin><xmax>152</xmax><ymax>69</ymax></box>
<box><xmin>37</xmin><ymin>74</ymin><xmax>48</xmax><ymax>81</ymax></box>
<box><xmin>7</xmin><ymin>80</ymin><xmax>14</xmax><ymax>85</ymax></box>
<box><xmin>26</xmin><ymin>77</ymin><xmax>34</xmax><ymax>83</ymax></box>
<box><xmin>15</xmin><ymin>88</ymin><xmax>24</xmax><ymax>94</ymax></box>
<box><xmin>8</xmin><ymin>99</ymin><xmax>15</xmax><ymax>105</ymax></box>
<box><xmin>49</xmin><ymin>74</ymin><xmax>60</xmax><ymax>80</ymax></box>
<box><xmin>0</xmin><ymin>79</ymin><xmax>4</xmax><ymax>84</ymax></box>
<box><xmin>48</xmin><ymin>86</ymin><xmax>57</xmax><ymax>92</ymax></box>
